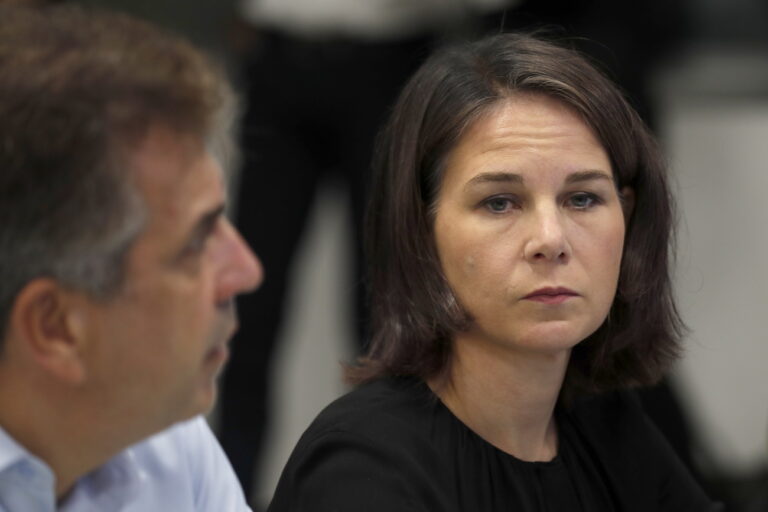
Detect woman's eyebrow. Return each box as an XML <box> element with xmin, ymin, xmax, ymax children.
<box><xmin>463</xmin><ymin>169</ymin><xmax>613</xmax><ymax>190</ymax></box>
<box><xmin>565</xmin><ymin>170</ymin><xmax>614</xmax><ymax>184</ymax></box>
<box><xmin>464</xmin><ymin>172</ymin><xmax>523</xmax><ymax>190</ymax></box>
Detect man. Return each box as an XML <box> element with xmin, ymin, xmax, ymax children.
<box><xmin>0</xmin><ymin>5</ymin><xmax>262</xmax><ymax>510</ymax></box>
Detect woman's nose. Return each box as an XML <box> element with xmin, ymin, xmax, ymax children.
<box><xmin>523</xmin><ymin>206</ymin><xmax>571</xmax><ymax>264</ymax></box>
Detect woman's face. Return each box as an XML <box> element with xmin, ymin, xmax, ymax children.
<box><xmin>433</xmin><ymin>94</ymin><xmax>631</xmax><ymax>355</ymax></box>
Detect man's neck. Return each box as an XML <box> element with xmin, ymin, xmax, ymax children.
<box><xmin>429</xmin><ymin>334</ymin><xmax>569</xmax><ymax>462</ymax></box>
<box><xmin>0</xmin><ymin>376</ymin><xmax>123</xmax><ymax>500</ymax></box>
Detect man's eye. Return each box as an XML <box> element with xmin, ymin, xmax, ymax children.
<box><xmin>568</xmin><ymin>192</ymin><xmax>601</xmax><ymax>210</ymax></box>
<box><xmin>181</xmin><ymin>216</ymin><xmax>224</xmax><ymax>259</ymax></box>
<box><xmin>182</xmin><ymin>230</ymin><xmax>215</xmax><ymax>258</ymax></box>
<box><xmin>185</xmin><ymin>237</ymin><xmax>208</xmax><ymax>255</ymax></box>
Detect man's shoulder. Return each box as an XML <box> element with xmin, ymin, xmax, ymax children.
<box><xmin>116</xmin><ymin>417</ymin><xmax>250</xmax><ymax>511</ymax></box>
<box><xmin>131</xmin><ymin>416</ymin><xmax>207</xmax><ymax>456</ymax></box>
<box><xmin>117</xmin><ymin>417</ymin><xmax>210</xmax><ymax>487</ymax></box>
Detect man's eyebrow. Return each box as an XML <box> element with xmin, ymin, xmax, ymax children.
<box><xmin>182</xmin><ymin>203</ymin><xmax>226</xmax><ymax>248</ymax></box>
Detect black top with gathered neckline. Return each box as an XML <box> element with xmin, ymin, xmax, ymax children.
<box><xmin>268</xmin><ymin>376</ymin><xmax>720</xmax><ymax>512</ymax></box>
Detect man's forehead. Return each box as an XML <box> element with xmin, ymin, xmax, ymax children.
<box><xmin>131</xmin><ymin>125</ymin><xmax>219</xmax><ymax>182</ymax></box>
<box><xmin>128</xmin><ymin>125</ymin><xmax>225</xmax><ymax>222</ymax></box>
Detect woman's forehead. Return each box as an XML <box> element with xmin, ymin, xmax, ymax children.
<box><xmin>440</xmin><ymin>96</ymin><xmax>610</xmax><ymax>187</ymax></box>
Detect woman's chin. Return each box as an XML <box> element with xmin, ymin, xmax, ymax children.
<box><xmin>502</xmin><ymin>320</ymin><xmax>597</xmax><ymax>355</ymax></box>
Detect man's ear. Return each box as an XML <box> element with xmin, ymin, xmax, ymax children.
<box><xmin>620</xmin><ymin>186</ymin><xmax>635</xmax><ymax>224</ymax></box>
<box><xmin>8</xmin><ymin>278</ymin><xmax>89</xmax><ymax>384</ymax></box>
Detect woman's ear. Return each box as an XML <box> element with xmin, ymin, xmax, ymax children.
<box><xmin>8</xmin><ymin>278</ymin><xmax>88</xmax><ymax>383</ymax></box>
<box><xmin>620</xmin><ymin>187</ymin><xmax>635</xmax><ymax>224</ymax></box>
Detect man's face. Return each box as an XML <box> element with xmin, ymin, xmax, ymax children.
<box><xmin>81</xmin><ymin>124</ymin><xmax>262</xmax><ymax>432</ymax></box>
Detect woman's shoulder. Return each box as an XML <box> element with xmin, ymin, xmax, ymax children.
<box><xmin>299</xmin><ymin>376</ymin><xmax>437</xmax><ymax>449</ymax></box>
<box><xmin>564</xmin><ymin>390</ymin><xmax>722</xmax><ymax>512</ymax></box>
<box><xmin>567</xmin><ymin>389</ymin><xmax>646</xmax><ymax>431</ymax></box>
<box><xmin>268</xmin><ymin>377</ymin><xmax>454</xmax><ymax>512</ymax></box>
<box><xmin>565</xmin><ymin>390</ymin><xmax>679</xmax><ymax>472</ymax></box>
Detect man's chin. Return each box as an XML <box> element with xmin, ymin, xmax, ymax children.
<box><xmin>185</xmin><ymin>378</ymin><xmax>220</xmax><ymax>420</ymax></box>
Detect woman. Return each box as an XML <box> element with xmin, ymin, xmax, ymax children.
<box><xmin>268</xmin><ymin>33</ymin><xmax>720</xmax><ymax>511</ymax></box>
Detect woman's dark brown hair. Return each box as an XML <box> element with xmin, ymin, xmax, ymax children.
<box><xmin>349</xmin><ymin>32</ymin><xmax>683</xmax><ymax>396</ymax></box>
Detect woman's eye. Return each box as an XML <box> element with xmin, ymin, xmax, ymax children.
<box><xmin>484</xmin><ymin>197</ymin><xmax>516</xmax><ymax>213</ymax></box>
<box><xmin>568</xmin><ymin>192</ymin><xmax>601</xmax><ymax>210</ymax></box>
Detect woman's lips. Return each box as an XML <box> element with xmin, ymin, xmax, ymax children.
<box><xmin>523</xmin><ymin>287</ymin><xmax>579</xmax><ymax>304</ymax></box>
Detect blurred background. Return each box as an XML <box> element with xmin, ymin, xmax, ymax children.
<box><xmin>20</xmin><ymin>0</ymin><xmax>768</xmax><ymax>510</ymax></box>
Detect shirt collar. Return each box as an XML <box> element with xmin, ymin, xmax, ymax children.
<box><xmin>0</xmin><ymin>426</ymin><xmax>28</xmax><ymax>473</ymax></box>
<box><xmin>0</xmin><ymin>425</ymin><xmax>56</xmax><ymax>511</ymax></box>
<box><xmin>0</xmin><ymin>425</ymin><xmax>142</xmax><ymax>512</ymax></box>
<box><xmin>58</xmin><ymin>444</ymin><xmax>142</xmax><ymax>511</ymax></box>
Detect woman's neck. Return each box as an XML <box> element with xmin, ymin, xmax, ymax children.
<box><xmin>428</xmin><ymin>333</ymin><xmax>570</xmax><ymax>462</ymax></box>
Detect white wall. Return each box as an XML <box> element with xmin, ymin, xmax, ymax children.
<box><xmin>663</xmin><ymin>98</ymin><xmax>768</xmax><ymax>475</ymax></box>
<box><xmin>656</xmin><ymin>46</ymin><xmax>768</xmax><ymax>476</ymax></box>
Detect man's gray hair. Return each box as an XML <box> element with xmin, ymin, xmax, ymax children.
<box><xmin>0</xmin><ymin>5</ymin><xmax>234</xmax><ymax>344</ymax></box>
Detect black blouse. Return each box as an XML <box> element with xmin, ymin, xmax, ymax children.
<box><xmin>268</xmin><ymin>377</ymin><xmax>720</xmax><ymax>512</ymax></box>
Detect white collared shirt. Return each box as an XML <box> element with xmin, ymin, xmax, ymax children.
<box><xmin>0</xmin><ymin>417</ymin><xmax>251</xmax><ymax>512</ymax></box>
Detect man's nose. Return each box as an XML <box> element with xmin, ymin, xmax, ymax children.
<box><xmin>215</xmin><ymin>220</ymin><xmax>263</xmax><ymax>303</ymax></box>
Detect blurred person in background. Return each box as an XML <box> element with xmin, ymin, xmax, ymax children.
<box><xmin>0</xmin><ymin>5</ymin><xmax>261</xmax><ymax>510</ymax></box>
